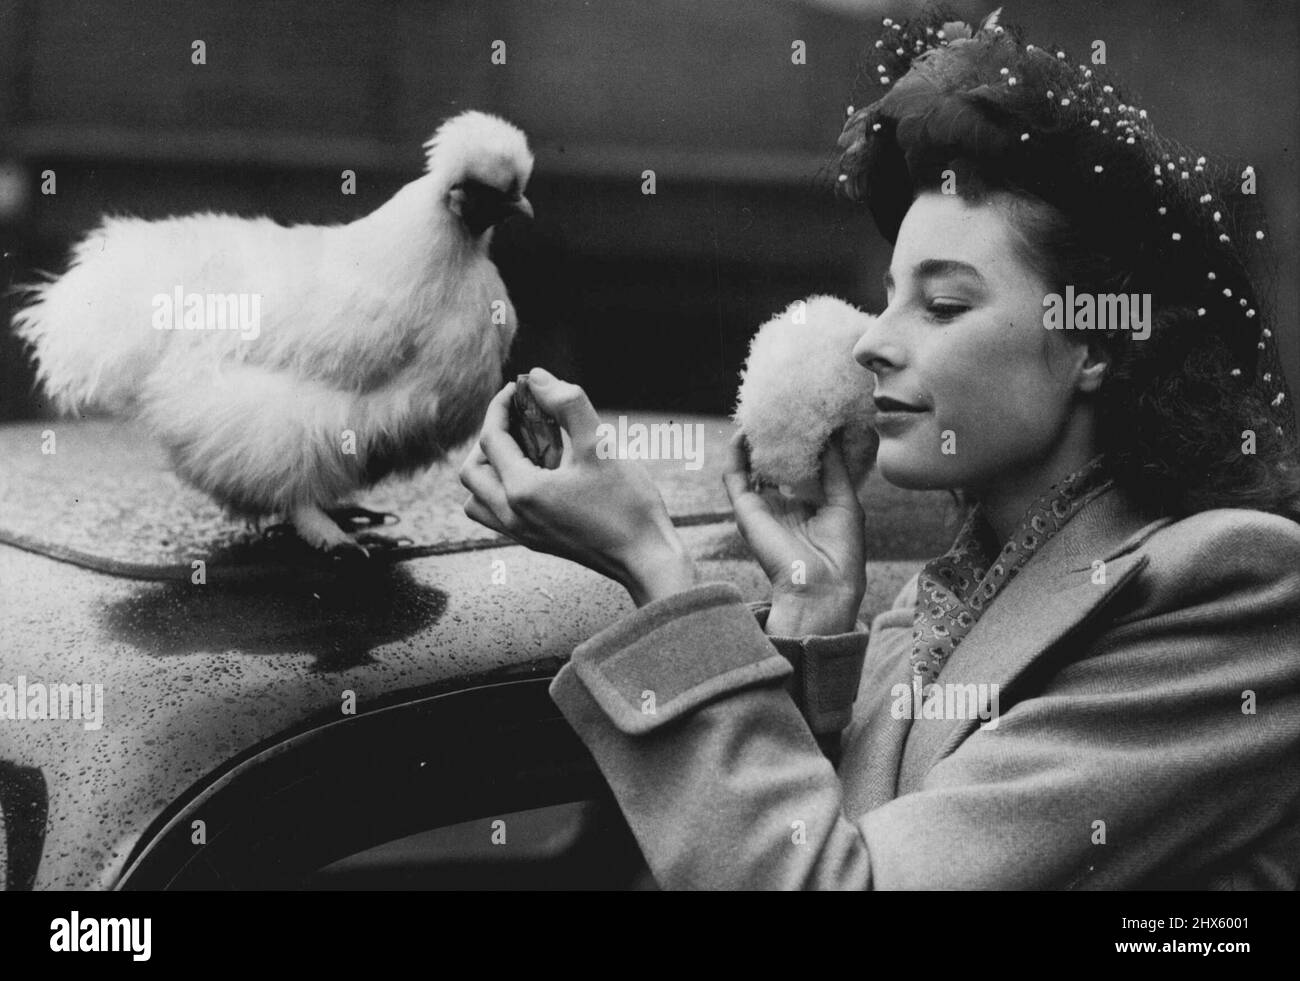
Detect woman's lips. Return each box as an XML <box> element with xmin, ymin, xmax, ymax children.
<box><xmin>873</xmin><ymin>408</ymin><xmax>927</xmax><ymax>431</ymax></box>
<box><xmin>873</xmin><ymin>395</ymin><xmax>926</xmax><ymax>412</ymax></box>
<box><xmin>872</xmin><ymin>394</ymin><xmax>928</xmax><ymax>432</ymax></box>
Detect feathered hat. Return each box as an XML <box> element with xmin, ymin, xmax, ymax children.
<box><xmin>834</xmin><ymin>5</ymin><xmax>1295</xmax><ymax>443</ymax></box>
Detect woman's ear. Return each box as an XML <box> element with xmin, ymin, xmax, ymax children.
<box><xmin>1076</xmin><ymin>343</ymin><xmax>1109</xmax><ymax>394</ymax></box>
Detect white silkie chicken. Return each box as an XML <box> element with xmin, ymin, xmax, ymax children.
<box><xmin>15</xmin><ymin>110</ymin><xmax>534</xmax><ymax>555</ymax></box>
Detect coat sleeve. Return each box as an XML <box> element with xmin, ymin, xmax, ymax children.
<box><xmin>742</xmin><ymin>599</ymin><xmax>872</xmax><ymax>741</ymax></box>
<box><xmin>548</xmin><ymin>515</ymin><xmax>1300</xmax><ymax>889</ymax></box>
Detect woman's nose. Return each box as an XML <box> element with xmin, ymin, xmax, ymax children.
<box><xmin>852</xmin><ymin>311</ymin><xmax>902</xmax><ymax>375</ymax></box>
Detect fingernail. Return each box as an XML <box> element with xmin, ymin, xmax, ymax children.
<box><xmin>529</xmin><ymin>366</ymin><xmax>555</xmax><ymax>384</ymax></box>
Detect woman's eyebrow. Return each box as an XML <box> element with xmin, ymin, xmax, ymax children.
<box><xmin>885</xmin><ymin>259</ymin><xmax>987</xmax><ymax>290</ymax></box>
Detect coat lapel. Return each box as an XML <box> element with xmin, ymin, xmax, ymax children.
<box><xmin>895</xmin><ymin>485</ymin><xmax>1176</xmax><ymax>795</ymax></box>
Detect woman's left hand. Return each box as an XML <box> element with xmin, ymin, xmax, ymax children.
<box><xmin>459</xmin><ymin>368</ymin><xmax>697</xmax><ymax>606</ymax></box>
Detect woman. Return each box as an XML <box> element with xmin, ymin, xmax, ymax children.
<box><xmin>459</xmin><ymin>9</ymin><xmax>1300</xmax><ymax>888</ymax></box>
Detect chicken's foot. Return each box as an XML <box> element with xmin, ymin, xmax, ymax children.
<box><xmin>325</xmin><ymin>505</ymin><xmax>400</xmax><ymax>530</ymax></box>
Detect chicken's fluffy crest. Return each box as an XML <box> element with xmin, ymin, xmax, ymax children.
<box><xmin>424</xmin><ymin>110</ymin><xmax>534</xmax><ymax>194</ymax></box>
<box><xmin>733</xmin><ymin>295</ymin><xmax>879</xmax><ymax>491</ymax></box>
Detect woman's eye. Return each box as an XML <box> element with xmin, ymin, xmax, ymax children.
<box><xmin>926</xmin><ymin>301</ymin><xmax>968</xmax><ymax>321</ymax></box>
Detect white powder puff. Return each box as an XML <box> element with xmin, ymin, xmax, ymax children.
<box><xmin>732</xmin><ymin>295</ymin><xmax>878</xmax><ymax>493</ymax></box>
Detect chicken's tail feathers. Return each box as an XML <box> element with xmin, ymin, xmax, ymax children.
<box><xmin>13</xmin><ymin>284</ymin><xmax>140</xmax><ymax>415</ymax></box>
<box><xmin>6</xmin><ymin>267</ymin><xmax>58</xmax><ymax>297</ymax></box>
<box><xmin>11</xmin><ymin>230</ymin><xmax>167</xmax><ymax>415</ymax></box>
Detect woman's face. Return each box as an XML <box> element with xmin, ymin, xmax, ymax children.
<box><xmin>852</xmin><ymin>190</ymin><xmax>1100</xmax><ymax>495</ymax></box>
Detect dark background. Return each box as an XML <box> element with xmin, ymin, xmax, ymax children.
<box><xmin>1</xmin><ymin>0</ymin><xmax>1296</xmax><ymax>418</ymax></box>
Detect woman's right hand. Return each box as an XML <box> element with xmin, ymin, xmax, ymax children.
<box><xmin>721</xmin><ymin>429</ymin><xmax>868</xmax><ymax>636</ymax></box>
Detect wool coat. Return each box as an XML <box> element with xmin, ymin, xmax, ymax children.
<box><xmin>549</xmin><ymin>484</ymin><xmax>1300</xmax><ymax>889</ymax></box>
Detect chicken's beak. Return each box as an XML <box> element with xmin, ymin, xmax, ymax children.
<box><xmin>451</xmin><ymin>182</ymin><xmax>535</xmax><ymax>235</ymax></box>
<box><xmin>506</xmin><ymin>194</ymin><xmax>534</xmax><ymax>221</ymax></box>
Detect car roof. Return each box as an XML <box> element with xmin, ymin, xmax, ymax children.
<box><xmin>0</xmin><ymin>411</ymin><xmax>953</xmax><ymax>888</ymax></box>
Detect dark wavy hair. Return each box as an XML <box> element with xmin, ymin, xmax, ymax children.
<box><xmin>837</xmin><ymin>6</ymin><xmax>1300</xmax><ymax>523</ymax></box>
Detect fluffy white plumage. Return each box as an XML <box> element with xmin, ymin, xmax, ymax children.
<box><xmin>732</xmin><ymin>295</ymin><xmax>879</xmax><ymax>497</ymax></box>
<box><xmin>15</xmin><ymin>110</ymin><xmax>534</xmax><ymax>552</ymax></box>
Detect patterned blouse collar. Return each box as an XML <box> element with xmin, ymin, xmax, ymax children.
<box><xmin>911</xmin><ymin>454</ymin><xmax>1114</xmax><ymax>685</ymax></box>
